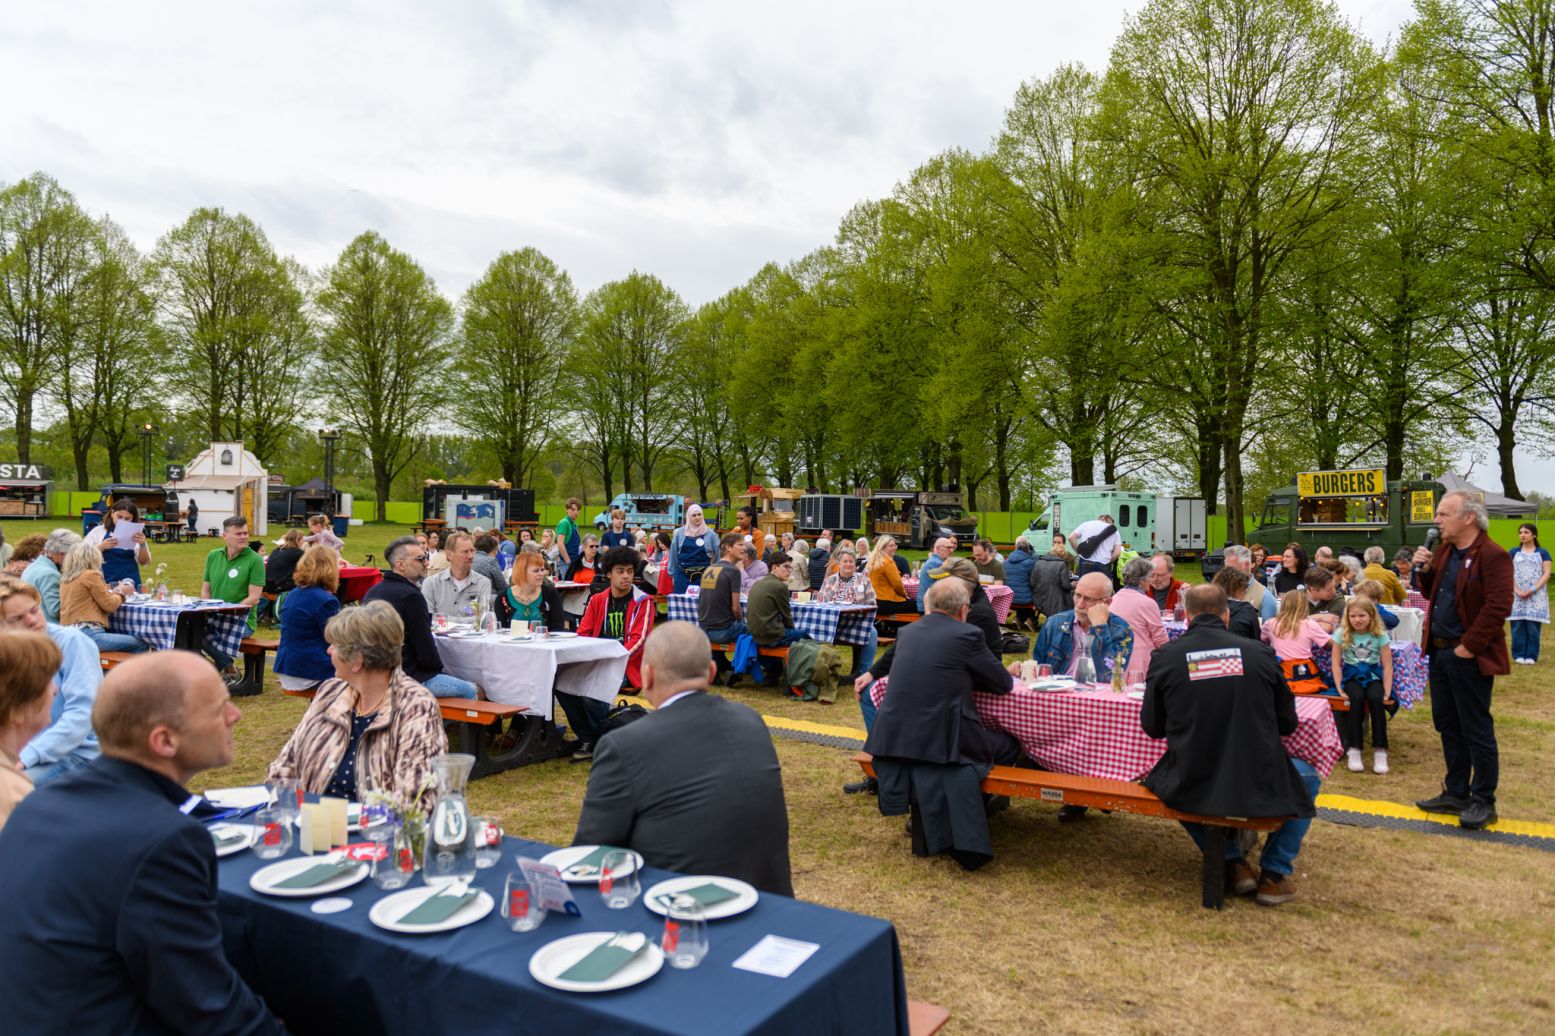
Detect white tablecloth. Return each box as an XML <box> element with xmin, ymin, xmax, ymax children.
<box><xmin>1389</xmin><ymin>606</ymin><xmax>1424</xmax><ymax>646</ymax></box>
<box><xmin>433</xmin><ymin>633</ymin><xmax>628</xmax><ymax>715</ymax></box>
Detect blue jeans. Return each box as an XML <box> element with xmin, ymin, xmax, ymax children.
<box><xmin>24</xmin><ymin>750</ymin><xmax>94</xmax><ymax>788</ymax></box>
<box><xmin>858</xmin><ymin>678</ymin><xmax>878</xmax><ymax>732</ymax></box>
<box><xmin>850</xmin><ymin>623</ymin><xmax>878</xmax><ymax>678</ymax></box>
<box><xmin>556</xmin><ymin>692</ymin><xmax>610</xmax><ymax>745</ymax></box>
<box><xmin>77</xmin><ymin>626</ymin><xmax>148</xmax><ymax>654</ymax></box>
<box><xmin>1511</xmin><ymin>620</ymin><xmax>1542</xmax><ymax>661</ymax></box>
<box><xmin>423</xmin><ymin>672</ymin><xmax>479</xmax><ymax>700</ymax></box>
<box><xmin>1182</xmin><ymin>758</ymin><xmax>1320</xmax><ymax>878</ymax></box>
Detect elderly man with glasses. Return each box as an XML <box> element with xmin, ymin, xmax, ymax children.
<box><xmin>915</xmin><ymin>536</ymin><xmax>958</xmax><ymax>613</ymax></box>
<box><xmin>362</xmin><ymin>536</ymin><xmax>480</xmax><ymax>700</ymax></box>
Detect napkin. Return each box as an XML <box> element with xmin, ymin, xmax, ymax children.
<box><xmin>398</xmin><ymin>889</ymin><xmax>478</xmax><ymax>925</ymax></box>
<box><xmin>272</xmin><ymin>860</ymin><xmax>359</xmax><ymax>889</ymax></box>
<box><xmin>209</xmin><ymin>825</ymin><xmax>250</xmax><ymax>850</ymax></box>
<box><xmin>563</xmin><ymin>845</ymin><xmax>625</xmax><ymax>878</ymax></box>
<box><xmin>654</xmin><ymin>882</ymin><xmax>739</xmax><ymax>910</ymax></box>
<box><xmin>559</xmin><ymin>932</ymin><xmax>648</xmax><ymax>982</ymax></box>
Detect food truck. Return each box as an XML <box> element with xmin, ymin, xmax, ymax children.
<box><xmin>1025</xmin><ymin>487</ymin><xmax>1208</xmax><ymax>559</ymax></box>
<box><xmin>0</xmin><ymin>462</ymin><xmax>51</xmax><ymax>518</ymax></box>
<box><xmin>590</xmin><ymin>493</ymin><xmax>692</xmax><ymax>532</ymax></box>
<box><xmin>1247</xmin><ymin>468</ymin><xmax>1443</xmax><ymax>557</ymax></box>
<box><xmin>864</xmin><ymin>490</ymin><xmax>977</xmax><ymax>548</ymax></box>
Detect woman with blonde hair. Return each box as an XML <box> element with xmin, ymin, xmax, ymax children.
<box><xmin>867</xmin><ymin>535</ymin><xmax>915</xmax><ymax>616</ymax></box>
<box><xmin>0</xmin><ymin>631</ymin><xmax>61</xmax><ymax>830</ymax></box>
<box><xmin>275</xmin><ymin>546</ymin><xmax>343</xmax><ymax>693</ymax></box>
<box><xmin>58</xmin><ymin>542</ymin><xmax>148</xmax><ymax>654</ymax></box>
<box><xmin>268</xmin><ymin>600</ymin><xmax>447</xmax><ymax>808</ymax></box>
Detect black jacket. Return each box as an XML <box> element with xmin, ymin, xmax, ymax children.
<box><xmin>1226</xmin><ymin>598</ymin><xmax>1261</xmax><ymax>642</ymax></box>
<box><xmin>1140</xmin><ymin>616</ymin><xmax>1314</xmax><ymax>819</ymax></box>
<box><xmin>263</xmin><ymin>546</ymin><xmax>304</xmax><ymax>594</ymax></box>
<box><xmin>0</xmin><ymin>758</ymin><xmax>283</xmax><ymax>1035</ymax></box>
<box><xmin>865</xmin><ymin>612</ymin><xmax>1016</xmax><ymax>767</ymax></box>
<box><xmin>807</xmin><ymin>547</ymin><xmax>830</xmax><ymax>591</ymax></box>
<box><xmin>362</xmin><ymin>570</ymin><xmax>444</xmax><ymax>682</ymax></box>
<box><xmin>1029</xmin><ymin>554</ymin><xmax>1075</xmax><ymax>618</ymax></box>
<box><xmin>966</xmin><ymin>584</ymin><xmax>1003</xmax><ymax>660</ymax></box>
<box><xmin>574</xmin><ymin>691</ymin><xmax>793</xmax><ymax>895</ymax></box>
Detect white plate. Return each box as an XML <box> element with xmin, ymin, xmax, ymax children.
<box><xmin>540</xmin><ymin>845</ymin><xmax>643</xmax><ymax>884</ymax></box>
<box><xmin>369</xmin><ymin>886</ymin><xmax>495</xmax><ymax>934</ymax></box>
<box><xmin>642</xmin><ymin>875</ymin><xmax>757</xmax><ymax>920</ymax></box>
<box><xmin>544</xmin><ymin>631</ymin><xmax>578</xmax><ymax>639</ymax></box>
<box><xmin>529</xmin><ymin>932</ymin><xmax>665</xmax><ymax>993</ymax></box>
<box><xmin>249</xmin><ymin>856</ymin><xmax>369</xmax><ymax>897</ymax></box>
<box><xmin>210</xmin><ymin>823</ymin><xmax>254</xmax><ymax>857</ymax></box>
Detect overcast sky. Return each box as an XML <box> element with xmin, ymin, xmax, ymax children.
<box><xmin>9</xmin><ymin>0</ymin><xmax>1541</xmax><ymax>493</ymax></box>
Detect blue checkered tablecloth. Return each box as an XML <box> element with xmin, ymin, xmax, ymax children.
<box><xmin>110</xmin><ymin>600</ymin><xmax>249</xmax><ymax>658</ymax></box>
<box><xmin>666</xmin><ymin>594</ymin><xmax>876</xmax><ymax>647</ymax></box>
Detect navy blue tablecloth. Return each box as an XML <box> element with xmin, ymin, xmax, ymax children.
<box><xmin>217</xmin><ymin>835</ymin><xmax>909</xmax><ymax>1036</ymax></box>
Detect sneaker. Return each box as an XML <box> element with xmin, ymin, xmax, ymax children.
<box><xmin>1227</xmin><ymin>860</ymin><xmax>1257</xmax><ymax>897</ymax></box>
<box><xmin>1373</xmin><ymin>750</ymin><xmax>1388</xmax><ymax>775</ymax></box>
<box><xmin>1346</xmin><ymin>748</ymin><xmax>1363</xmax><ymax>772</ymax></box>
<box><xmin>570</xmin><ymin>742</ymin><xmax>594</xmax><ymax>763</ymax></box>
<box><xmin>842</xmin><ymin>776</ymin><xmax>878</xmax><ymax>795</ymax></box>
<box><xmin>1416</xmin><ymin>791</ymin><xmax>1471</xmax><ymax>815</ymax></box>
<box><xmin>1255</xmin><ymin>871</ymin><xmax>1296</xmax><ymax>906</ymax></box>
<box><xmin>1459</xmin><ymin>798</ymin><xmax>1497</xmax><ymax>830</ymax></box>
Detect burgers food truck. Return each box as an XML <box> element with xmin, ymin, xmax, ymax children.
<box><xmin>1247</xmin><ymin>468</ymin><xmax>1443</xmax><ymax>557</ymax></box>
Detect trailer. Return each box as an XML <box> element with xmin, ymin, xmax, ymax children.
<box><xmin>422</xmin><ymin>483</ymin><xmax>538</xmax><ymax>531</ymax></box>
<box><xmin>863</xmin><ymin>490</ymin><xmax>977</xmax><ymax>549</ymax></box>
<box><xmin>1248</xmin><ymin>469</ymin><xmax>1441</xmax><ymax>557</ymax></box>
<box><xmin>1025</xmin><ymin>486</ymin><xmax>1207</xmax><ymax>560</ymax></box>
<box><xmin>591</xmin><ymin>493</ymin><xmax>691</xmax><ymax>532</ymax></box>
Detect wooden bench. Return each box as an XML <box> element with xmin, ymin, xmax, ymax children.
<box><xmin>709</xmin><ymin>642</ymin><xmax>810</xmax><ymax>697</ymax></box>
<box><xmin>878</xmin><ymin>611</ymin><xmax>920</xmax><ymax>625</ymax></box>
<box><xmin>100</xmin><ymin>650</ymin><xmax>136</xmax><ymax>671</ymax></box>
<box><xmin>852</xmin><ymin>752</ymin><xmax>1286</xmax><ymax>910</ymax></box>
<box><xmin>283</xmin><ymin>687</ymin><xmax>563</xmax><ymax>778</ymax></box>
<box><xmin>908</xmin><ymin>998</ymin><xmax>950</xmax><ymax>1036</ymax></box>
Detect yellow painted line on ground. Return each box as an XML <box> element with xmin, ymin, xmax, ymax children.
<box><xmin>761</xmin><ymin>712</ymin><xmax>867</xmax><ymax>742</ymax></box>
<box><xmin>1317</xmin><ymin>793</ymin><xmax>1555</xmax><ymax>839</ymax></box>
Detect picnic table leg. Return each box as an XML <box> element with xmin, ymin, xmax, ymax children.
<box><xmin>1201</xmin><ymin>825</ymin><xmax>1228</xmax><ymax>911</ymax></box>
<box><xmin>174</xmin><ymin>613</ymin><xmax>207</xmax><ymax>653</ymax></box>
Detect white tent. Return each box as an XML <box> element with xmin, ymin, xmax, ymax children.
<box><xmin>1435</xmin><ymin>473</ymin><xmax>1536</xmax><ymax>519</ymax></box>
<box><xmin>167</xmin><ymin>442</ymin><xmax>269</xmax><ymax>535</ymax></box>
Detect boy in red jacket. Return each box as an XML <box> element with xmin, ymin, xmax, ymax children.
<box><xmin>569</xmin><ymin>547</ymin><xmax>656</xmax><ymax>762</ymax></box>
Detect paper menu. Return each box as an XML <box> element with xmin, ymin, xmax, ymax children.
<box><xmin>112</xmin><ymin>521</ymin><xmax>145</xmax><ymax>550</ymax></box>
<box><xmin>731</xmin><ymin>935</ymin><xmax>820</xmax><ymax>978</ymax></box>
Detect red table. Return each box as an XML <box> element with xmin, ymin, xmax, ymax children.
<box><xmin>902</xmin><ymin>577</ymin><xmax>1014</xmax><ymax>623</ymax></box>
<box><xmin>871</xmin><ymin>677</ymin><xmax>1344</xmax><ymax>780</ymax></box>
<box><xmin>337</xmin><ymin>565</ymin><xmax>383</xmax><ymax>603</ymax></box>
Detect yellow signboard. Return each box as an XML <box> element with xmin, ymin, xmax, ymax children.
<box><xmin>1297</xmin><ymin>468</ymin><xmax>1386</xmax><ymax>498</ymax></box>
<box><xmin>1411</xmin><ymin>490</ymin><xmax>1435</xmax><ymax>523</ymax></box>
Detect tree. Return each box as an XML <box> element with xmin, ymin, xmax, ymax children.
<box><xmin>675</xmin><ymin>294</ymin><xmax>744</xmax><ymax>500</ymax></box>
<box><xmin>317</xmin><ymin>231</ymin><xmax>452</xmax><ymax>521</ymax></box>
<box><xmin>456</xmin><ymin>248</ymin><xmax>577</xmax><ymax>486</ymax></box>
<box><xmin>1452</xmin><ymin>281</ymin><xmax>1555</xmax><ymax>497</ymax></box>
<box><xmin>0</xmin><ymin>173</ymin><xmax>97</xmax><ymax>463</ymax></box>
<box><xmin>233</xmin><ymin>257</ymin><xmax>313</xmax><ymax>466</ymax></box>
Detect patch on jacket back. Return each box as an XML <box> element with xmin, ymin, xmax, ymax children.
<box><xmin>1186</xmin><ymin>648</ymin><xmax>1243</xmax><ymax>681</ymax></box>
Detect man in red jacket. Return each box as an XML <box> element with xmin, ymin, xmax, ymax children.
<box><xmin>568</xmin><ymin>547</ymin><xmax>656</xmax><ymax>762</ymax></box>
<box><xmin>1412</xmin><ymin>490</ymin><xmax>1513</xmax><ymax>830</ymax></box>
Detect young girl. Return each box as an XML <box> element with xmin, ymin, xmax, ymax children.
<box><xmin>1333</xmin><ymin>599</ymin><xmax>1393</xmax><ymax>774</ymax></box>
<box><xmin>1261</xmin><ymin>591</ymin><xmax>1332</xmax><ymax>663</ymax></box>
<box><xmin>539</xmin><ymin>529</ymin><xmax>563</xmax><ymax>580</ymax></box>
<box><xmin>1511</xmin><ymin>522</ymin><xmax>1551</xmax><ymax>664</ymax></box>
<box><xmin>1350</xmin><ymin>579</ymin><xmax>1400</xmax><ymax>632</ymax></box>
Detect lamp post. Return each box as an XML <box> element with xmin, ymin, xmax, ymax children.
<box><xmin>139</xmin><ymin>423</ymin><xmax>157</xmax><ymax>485</ymax></box>
<box><xmin>319</xmin><ymin>428</ymin><xmax>341</xmax><ymax>509</ymax></box>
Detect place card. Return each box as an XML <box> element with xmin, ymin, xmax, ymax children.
<box><xmin>517</xmin><ymin>856</ymin><xmax>582</xmax><ymax>916</ymax></box>
<box><xmin>322</xmin><ymin>796</ymin><xmax>349</xmax><ymax>847</ymax></box>
<box><xmin>731</xmin><ymin>934</ymin><xmax>820</xmax><ymax>978</ymax></box>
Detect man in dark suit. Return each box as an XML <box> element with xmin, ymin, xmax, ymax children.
<box><xmin>573</xmin><ymin>621</ymin><xmax>793</xmax><ymax>896</ymax></box>
<box><xmin>863</xmin><ymin>578</ymin><xmax>1020</xmax><ymax>870</ymax></box>
<box><xmin>1141</xmin><ymin>584</ymin><xmax>1319</xmax><ymax>906</ymax></box>
<box><xmin>0</xmin><ymin>650</ymin><xmax>285</xmax><ymax>1034</ymax></box>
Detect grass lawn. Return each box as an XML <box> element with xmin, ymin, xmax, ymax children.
<box><xmin>9</xmin><ymin>521</ymin><xmax>1554</xmax><ymax>1033</ymax></box>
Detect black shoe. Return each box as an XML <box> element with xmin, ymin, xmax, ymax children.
<box><xmin>1057</xmin><ymin>805</ymin><xmax>1089</xmax><ymax>822</ymax></box>
<box><xmin>570</xmin><ymin>742</ymin><xmax>594</xmax><ymax>763</ymax></box>
<box><xmin>1416</xmin><ymin>792</ymin><xmax>1471</xmax><ymax>815</ymax></box>
<box><xmin>842</xmin><ymin>776</ymin><xmax>878</xmax><ymax>795</ymax></box>
<box><xmin>1459</xmin><ymin>799</ymin><xmax>1497</xmax><ymax>830</ymax></box>
<box><xmin>984</xmin><ymin>794</ymin><xmax>1011</xmax><ymax>816</ymax></box>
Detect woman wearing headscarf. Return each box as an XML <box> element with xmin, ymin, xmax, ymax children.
<box><xmin>667</xmin><ymin>504</ymin><xmax>717</xmax><ymax>594</ymax></box>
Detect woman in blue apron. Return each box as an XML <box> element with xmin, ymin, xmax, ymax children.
<box><xmin>87</xmin><ymin>500</ymin><xmax>152</xmax><ymax>590</ymax></box>
<box><xmin>668</xmin><ymin>504</ymin><xmax>716</xmax><ymax>594</ymax></box>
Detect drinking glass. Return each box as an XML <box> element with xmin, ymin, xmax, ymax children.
<box><xmin>251</xmin><ymin>806</ymin><xmax>292</xmax><ymax>860</ymax></box>
<box><xmin>474</xmin><ymin>816</ymin><xmax>503</xmax><ymax>869</ymax></box>
<box><xmin>1160</xmin><ymin>609</ymin><xmax>1173</xmax><ymax>624</ymax></box>
<box><xmin>1036</xmin><ymin>663</ymin><xmax>1053</xmax><ymax>680</ymax></box>
<box><xmin>599</xmin><ymin>851</ymin><xmax>640</xmax><ymax>909</ymax></box>
<box><xmin>502</xmin><ymin>871</ymin><xmax>547</xmax><ymax>932</ymax></box>
<box><xmin>661</xmin><ymin>896</ymin><xmax>709</xmax><ymax>969</ymax></box>
<box><xmin>533</xmin><ymin>624</ymin><xmax>549</xmax><ymax>640</ymax></box>
<box><xmin>270</xmin><ymin>778</ymin><xmax>301</xmax><ymax>822</ymax></box>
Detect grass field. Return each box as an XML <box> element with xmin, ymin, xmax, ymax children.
<box><xmin>7</xmin><ymin>520</ymin><xmax>1554</xmax><ymax>1034</ymax></box>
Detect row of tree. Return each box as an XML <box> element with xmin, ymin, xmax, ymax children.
<box><xmin>5</xmin><ymin>0</ymin><xmax>1555</xmax><ymax>533</ymax></box>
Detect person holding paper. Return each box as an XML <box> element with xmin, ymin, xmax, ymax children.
<box><xmin>0</xmin><ymin>650</ymin><xmax>285</xmax><ymax>1035</ymax></box>
<box><xmin>573</xmin><ymin>621</ymin><xmax>793</xmax><ymax>896</ymax></box>
<box><xmin>83</xmin><ymin>499</ymin><xmax>151</xmax><ymax>589</ymax></box>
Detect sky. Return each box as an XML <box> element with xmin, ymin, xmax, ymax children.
<box><xmin>7</xmin><ymin>0</ymin><xmax>1541</xmax><ymax>494</ymax></box>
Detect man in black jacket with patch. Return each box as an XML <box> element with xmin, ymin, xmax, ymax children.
<box><xmin>1141</xmin><ymin>584</ymin><xmax>1321</xmax><ymax>907</ymax></box>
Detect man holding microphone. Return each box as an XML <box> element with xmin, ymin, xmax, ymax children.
<box><xmin>1412</xmin><ymin>491</ymin><xmax>1513</xmax><ymax>830</ymax></box>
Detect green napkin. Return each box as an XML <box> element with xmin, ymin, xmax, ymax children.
<box><xmin>654</xmin><ymin>882</ymin><xmax>739</xmax><ymax>911</ymax></box>
<box><xmin>212</xmin><ymin>830</ymin><xmax>250</xmax><ymax>850</ymax></box>
<box><xmin>273</xmin><ymin>859</ymin><xmax>358</xmax><ymax>889</ymax></box>
<box><xmin>398</xmin><ymin>889</ymin><xmax>478</xmax><ymax>925</ymax></box>
<box><xmin>563</xmin><ymin>845</ymin><xmax>625</xmax><ymax>878</ymax></box>
<box><xmin>559</xmin><ymin>933</ymin><xmax>648</xmax><ymax>982</ymax></box>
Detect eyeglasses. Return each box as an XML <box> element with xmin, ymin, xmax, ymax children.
<box><xmin>412</xmin><ymin>553</ymin><xmax>430</xmax><ymax>563</ymax></box>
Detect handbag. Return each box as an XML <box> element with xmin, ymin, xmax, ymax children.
<box><xmin>1001</xmin><ymin>631</ymin><xmax>1031</xmax><ymax>655</ymax></box>
<box><xmin>598</xmin><ymin>702</ymin><xmax>649</xmax><ymax>742</ymax></box>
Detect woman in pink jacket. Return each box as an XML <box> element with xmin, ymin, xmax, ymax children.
<box><xmin>1108</xmin><ymin>558</ymin><xmax>1169</xmax><ymax>685</ymax></box>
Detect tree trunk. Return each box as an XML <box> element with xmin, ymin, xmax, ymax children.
<box><xmin>1222</xmin><ymin>426</ymin><xmax>1246</xmax><ymax>546</ymax></box>
<box><xmin>106</xmin><ymin>440</ymin><xmax>125</xmax><ymax>483</ymax></box>
<box><xmin>373</xmin><ymin>461</ymin><xmax>391</xmax><ymax>523</ymax></box>
<box><xmin>1196</xmin><ymin>419</ymin><xmax>1221</xmax><ymax>516</ymax></box>
<box><xmin>1069</xmin><ymin>447</ymin><xmax>1094</xmax><ymax>487</ymax></box>
<box><xmin>14</xmin><ymin>395</ymin><xmax>32</xmax><ymax>465</ymax></box>
<box><xmin>72</xmin><ymin>441</ymin><xmax>90</xmax><ymax>491</ymax></box>
<box><xmin>1497</xmin><ymin>416</ymin><xmax>1523</xmax><ymax>500</ymax></box>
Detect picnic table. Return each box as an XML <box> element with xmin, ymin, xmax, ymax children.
<box><xmin>901</xmin><ymin>577</ymin><xmax>1013</xmax><ymax>623</ymax></box>
<box><xmin>666</xmin><ymin>593</ymin><xmax>877</xmax><ymax>647</ymax></box>
<box><xmin>554</xmin><ymin>579</ymin><xmax>593</xmax><ymax>618</ymax></box>
<box><xmin>109</xmin><ymin>597</ymin><xmax>249</xmax><ymax>659</ymax></box>
<box><xmin>215</xmin><ymin>831</ymin><xmax>911</xmax><ymax>1036</ymax></box>
<box><xmin>433</xmin><ymin>630</ymin><xmax>628</xmax><ymax>715</ymax></box>
<box><xmin>337</xmin><ymin>564</ymin><xmax>383</xmax><ymax>603</ymax></box>
<box><xmin>871</xmin><ymin>677</ymin><xmax>1344</xmax><ymax>780</ymax></box>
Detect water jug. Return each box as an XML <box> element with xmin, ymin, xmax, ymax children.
<box><xmin>423</xmin><ymin>753</ymin><xmax>477</xmax><ymax>887</ymax></box>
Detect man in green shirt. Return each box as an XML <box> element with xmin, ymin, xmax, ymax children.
<box><xmin>556</xmin><ymin>497</ymin><xmax>582</xmax><ymax>571</ymax></box>
<box><xmin>201</xmin><ymin>516</ymin><xmax>266</xmax><ymax>680</ymax></box>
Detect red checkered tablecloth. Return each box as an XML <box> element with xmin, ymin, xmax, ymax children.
<box><xmin>870</xmin><ymin>678</ymin><xmax>1343</xmax><ymax>780</ymax></box>
<box><xmin>1404</xmin><ymin>589</ymin><xmax>1428</xmax><ymax>611</ymax></box>
<box><xmin>901</xmin><ymin>578</ymin><xmax>1014</xmax><ymax>623</ymax></box>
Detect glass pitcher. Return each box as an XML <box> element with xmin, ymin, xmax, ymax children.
<box><xmin>423</xmin><ymin>753</ymin><xmax>478</xmax><ymax>887</ymax></box>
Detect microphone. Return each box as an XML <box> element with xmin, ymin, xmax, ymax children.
<box><xmin>1414</xmin><ymin>527</ymin><xmax>1441</xmax><ymax>575</ymax></box>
